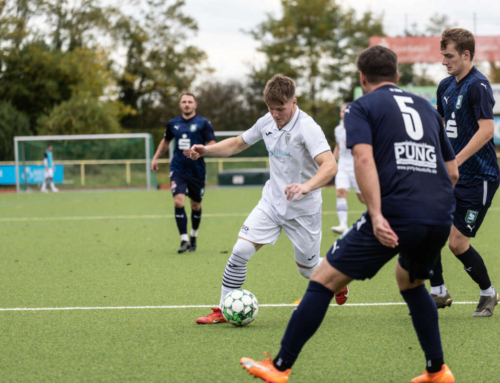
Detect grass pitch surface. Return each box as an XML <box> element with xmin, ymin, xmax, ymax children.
<box><xmin>1</xmin><ymin>187</ymin><xmax>499</xmax><ymax>382</ymax></box>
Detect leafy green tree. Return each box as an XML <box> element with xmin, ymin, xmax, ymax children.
<box><xmin>195</xmin><ymin>80</ymin><xmax>262</xmax><ymax>132</ymax></box>
<box><xmin>37</xmin><ymin>92</ymin><xmax>127</xmax><ymax>135</ymax></box>
<box><xmin>0</xmin><ymin>101</ymin><xmax>31</xmax><ymax>161</ymax></box>
<box><xmin>115</xmin><ymin>0</ymin><xmax>210</xmax><ymax>144</ymax></box>
<box><xmin>248</xmin><ymin>0</ymin><xmax>384</xmax><ymax>120</ymax></box>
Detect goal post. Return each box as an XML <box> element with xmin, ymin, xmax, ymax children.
<box><xmin>14</xmin><ymin>133</ymin><xmax>156</xmax><ymax>192</ymax></box>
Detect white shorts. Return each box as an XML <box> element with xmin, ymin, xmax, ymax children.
<box><xmin>44</xmin><ymin>168</ymin><xmax>54</xmax><ymax>179</ymax></box>
<box><xmin>238</xmin><ymin>199</ymin><xmax>322</xmax><ymax>267</ymax></box>
<box><xmin>335</xmin><ymin>168</ymin><xmax>360</xmax><ymax>194</ymax></box>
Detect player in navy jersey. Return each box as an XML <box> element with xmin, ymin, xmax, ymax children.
<box><xmin>151</xmin><ymin>93</ymin><xmax>216</xmax><ymax>253</ymax></box>
<box><xmin>240</xmin><ymin>46</ymin><xmax>458</xmax><ymax>383</ymax></box>
<box><xmin>430</xmin><ymin>28</ymin><xmax>499</xmax><ymax>317</ymax></box>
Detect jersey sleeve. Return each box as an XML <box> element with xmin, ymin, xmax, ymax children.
<box><xmin>164</xmin><ymin>122</ymin><xmax>174</xmax><ymax>141</ymax></box>
<box><xmin>437</xmin><ymin>114</ymin><xmax>456</xmax><ymax>162</ymax></box>
<box><xmin>202</xmin><ymin>120</ymin><xmax>216</xmax><ymax>143</ymax></box>
<box><xmin>469</xmin><ymin>80</ymin><xmax>495</xmax><ymax>120</ymax></box>
<box><xmin>303</xmin><ymin>123</ymin><xmax>331</xmax><ymax>159</ymax></box>
<box><xmin>436</xmin><ymin>83</ymin><xmax>444</xmax><ymax>117</ymax></box>
<box><xmin>344</xmin><ymin>102</ymin><xmax>372</xmax><ymax>148</ymax></box>
<box><xmin>241</xmin><ymin>119</ymin><xmax>263</xmax><ymax>145</ymax></box>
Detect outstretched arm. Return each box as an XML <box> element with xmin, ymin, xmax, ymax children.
<box><xmin>190</xmin><ymin>136</ymin><xmax>250</xmax><ymax>159</ymax></box>
<box><xmin>284</xmin><ymin>151</ymin><xmax>337</xmax><ymax>201</ymax></box>
<box><xmin>353</xmin><ymin>143</ymin><xmax>398</xmax><ymax>248</ymax></box>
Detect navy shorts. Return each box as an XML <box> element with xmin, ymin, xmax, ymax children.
<box><xmin>326</xmin><ymin>215</ymin><xmax>451</xmax><ymax>282</ymax></box>
<box><xmin>453</xmin><ymin>178</ymin><xmax>499</xmax><ymax>238</ymax></box>
<box><xmin>169</xmin><ymin>171</ymin><xmax>205</xmax><ymax>203</ymax></box>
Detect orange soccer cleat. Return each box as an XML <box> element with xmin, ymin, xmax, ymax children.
<box><xmin>411</xmin><ymin>364</ymin><xmax>455</xmax><ymax>383</ymax></box>
<box><xmin>335</xmin><ymin>285</ymin><xmax>349</xmax><ymax>305</ymax></box>
<box><xmin>195</xmin><ymin>308</ymin><xmax>227</xmax><ymax>324</ymax></box>
<box><xmin>240</xmin><ymin>353</ymin><xmax>291</xmax><ymax>383</ymax></box>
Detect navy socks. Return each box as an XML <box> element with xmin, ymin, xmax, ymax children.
<box><xmin>456</xmin><ymin>246</ymin><xmax>491</xmax><ymax>290</ymax></box>
<box><xmin>401</xmin><ymin>284</ymin><xmax>443</xmax><ymax>373</ymax></box>
<box><xmin>174</xmin><ymin>207</ymin><xmax>188</xmax><ymax>235</ymax></box>
<box><xmin>274</xmin><ymin>281</ymin><xmax>334</xmax><ymax>371</ymax></box>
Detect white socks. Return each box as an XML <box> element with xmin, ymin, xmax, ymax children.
<box><xmin>180</xmin><ymin>234</ymin><xmax>189</xmax><ymax>242</ymax></box>
<box><xmin>220</xmin><ymin>239</ymin><xmax>256</xmax><ymax>308</ymax></box>
<box><xmin>481</xmin><ymin>286</ymin><xmax>495</xmax><ymax>296</ymax></box>
<box><xmin>430</xmin><ymin>285</ymin><xmax>448</xmax><ymax>296</ymax></box>
<box><xmin>336</xmin><ymin>198</ymin><xmax>348</xmax><ymax>227</ymax></box>
<box><xmin>432</xmin><ymin>284</ymin><xmax>496</xmax><ymax>297</ymax></box>
<box><xmin>190</xmin><ymin>229</ymin><xmax>198</xmax><ymax>238</ymax></box>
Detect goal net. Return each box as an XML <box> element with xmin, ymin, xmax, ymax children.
<box><xmin>14</xmin><ymin>134</ymin><xmax>156</xmax><ymax>192</ymax></box>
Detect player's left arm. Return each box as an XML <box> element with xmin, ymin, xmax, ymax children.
<box><xmin>456</xmin><ymin>80</ymin><xmax>495</xmax><ymax>166</ymax></box>
<box><xmin>285</xmin><ymin>151</ymin><xmax>337</xmax><ymax>201</ymax></box>
<box><xmin>455</xmin><ymin>119</ymin><xmax>494</xmax><ymax>166</ymax></box>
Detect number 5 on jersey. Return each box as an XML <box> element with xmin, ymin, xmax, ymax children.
<box><xmin>393</xmin><ymin>96</ymin><xmax>424</xmax><ymax>140</ymax></box>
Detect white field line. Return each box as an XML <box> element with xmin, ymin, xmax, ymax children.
<box><xmin>2</xmin><ymin>207</ymin><xmax>499</xmax><ymax>223</ymax></box>
<box><xmin>0</xmin><ymin>302</ymin><xmax>478</xmax><ymax>312</ymax></box>
<box><xmin>0</xmin><ymin>211</ymin><xmax>362</xmax><ymax>222</ymax></box>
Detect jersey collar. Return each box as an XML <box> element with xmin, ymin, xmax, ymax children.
<box><xmin>456</xmin><ymin>66</ymin><xmax>477</xmax><ymax>84</ymax></box>
<box><xmin>273</xmin><ymin>106</ymin><xmax>301</xmax><ymax>131</ymax></box>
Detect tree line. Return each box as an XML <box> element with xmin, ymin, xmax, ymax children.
<box><xmin>0</xmin><ymin>0</ymin><xmax>456</xmax><ymax>161</ymax></box>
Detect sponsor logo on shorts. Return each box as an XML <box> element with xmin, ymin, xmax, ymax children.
<box><xmin>307</xmin><ymin>254</ymin><xmax>317</xmax><ymax>261</ymax></box>
<box><xmin>465</xmin><ymin>210</ymin><xmax>478</xmax><ymax>224</ymax></box>
<box><xmin>241</xmin><ymin>225</ymin><xmax>249</xmax><ymax>232</ymax></box>
<box><xmin>171</xmin><ymin>181</ymin><xmax>177</xmax><ymax>192</ymax></box>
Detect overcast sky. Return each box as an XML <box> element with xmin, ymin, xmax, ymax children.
<box><xmin>181</xmin><ymin>0</ymin><xmax>500</xmax><ymax>80</ymax></box>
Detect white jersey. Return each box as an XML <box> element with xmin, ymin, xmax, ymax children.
<box><xmin>242</xmin><ymin>107</ymin><xmax>331</xmax><ymax>220</ymax></box>
<box><xmin>334</xmin><ymin>121</ymin><xmax>354</xmax><ymax>172</ymax></box>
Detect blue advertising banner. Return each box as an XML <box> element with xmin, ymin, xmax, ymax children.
<box><xmin>495</xmin><ymin>117</ymin><xmax>500</xmax><ymax>145</ymax></box>
<box><xmin>0</xmin><ymin>165</ymin><xmax>64</xmax><ymax>185</ymax></box>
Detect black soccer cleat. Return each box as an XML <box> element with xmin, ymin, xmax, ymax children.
<box><xmin>188</xmin><ymin>236</ymin><xmax>197</xmax><ymax>252</ymax></box>
<box><xmin>177</xmin><ymin>240</ymin><xmax>191</xmax><ymax>254</ymax></box>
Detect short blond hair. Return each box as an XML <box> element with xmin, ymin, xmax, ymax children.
<box><xmin>263</xmin><ymin>74</ymin><xmax>295</xmax><ymax>105</ymax></box>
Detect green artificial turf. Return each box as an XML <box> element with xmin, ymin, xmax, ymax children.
<box><xmin>0</xmin><ymin>187</ymin><xmax>499</xmax><ymax>382</ymax></box>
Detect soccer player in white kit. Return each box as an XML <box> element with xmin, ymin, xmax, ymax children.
<box><xmin>190</xmin><ymin>75</ymin><xmax>348</xmax><ymax>325</ymax></box>
<box><xmin>331</xmin><ymin>103</ymin><xmax>364</xmax><ymax>234</ymax></box>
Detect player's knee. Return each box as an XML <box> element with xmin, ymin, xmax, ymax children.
<box><xmin>297</xmin><ymin>258</ymin><xmax>323</xmax><ymax>279</ymax></box>
<box><xmin>190</xmin><ymin>200</ymin><xmax>201</xmax><ymax>211</ymax></box>
<box><xmin>173</xmin><ymin>195</ymin><xmax>185</xmax><ymax>208</ymax></box>
<box><xmin>232</xmin><ymin>239</ymin><xmax>257</xmax><ymax>262</ymax></box>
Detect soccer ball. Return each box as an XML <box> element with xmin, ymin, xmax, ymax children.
<box><xmin>222</xmin><ymin>289</ymin><xmax>259</xmax><ymax>326</ymax></box>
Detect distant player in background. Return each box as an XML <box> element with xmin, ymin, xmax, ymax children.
<box><xmin>331</xmin><ymin>102</ymin><xmax>364</xmax><ymax>234</ymax></box>
<box><xmin>151</xmin><ymin>93</ymin><xmax>216</xmax><ymax>253</ymax></box>
<box><xmin>41</xmin><ymin>144</ymin><xmax>58</xmax><ymax>193</ymax></box>
<box><xmin>190</xmin><ymin>74</ymin><xmax>343</xmax><ymax>325</ymax></box>
<box><xmin>240</xmin><ymin>46</ymin><xmax>459</xmax><ymax>383</ymax></box>
<box><xmin>430</xmin><ymin>28</ymin><xmax>499</xmax><ymax>317</ymax></box>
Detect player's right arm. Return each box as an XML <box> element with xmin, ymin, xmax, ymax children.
<box><xmin>191</xmin><ymin>136</ymin><xmax>250</xmax><ymax>159</ymax></box>
<box><xmin>151</xmin><ymin>138</ymin><xmax>171</xmax><ymax>172</ymax></box>
<box><xmin>352</xmin><ymin>144</ymin><xmax>398</xmax><ymax>248</ymax></box>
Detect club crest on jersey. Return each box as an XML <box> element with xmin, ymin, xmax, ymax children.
<box><xmin>465</xmin><ymin>210</ymin><xmax>478</xmax><ymax>224</ymax></box>
<box><xmin>455</xmin><ymin>95</ymin><xmax>463</xmax><ymax>109</ymax></box>
<box><xmin>190</xmin><ymin>124</ymin><xmax>198</xmax><ymax>132</ymax></box>
<box><xmin>284</xmin><ymin>133</ymin><xmax>292</xmax><ymax>145</ymax></box>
